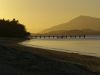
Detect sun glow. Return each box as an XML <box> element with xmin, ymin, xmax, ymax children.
<box><xmin>0</xmin><ymin>0</ymin><xmax>100</xmax><ymax>33</ymax></box>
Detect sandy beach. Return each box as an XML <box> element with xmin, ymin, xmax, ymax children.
<box><xmin>0</xmin><ymin>38</ymin><xmax>100</xmax><ymax>75</ymax></box>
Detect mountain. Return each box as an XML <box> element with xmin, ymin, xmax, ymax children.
<box><xmin>38</xmin><ymin>30</ymin><xmax>100</xmax><ymax>36</ymax></box>
<box><xmin>40</xmin><ymin>16</ymin><xmax>100</xmax><ymax>35</ymax></box>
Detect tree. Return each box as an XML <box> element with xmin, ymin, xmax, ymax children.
<box><xmin>0</xmin><ymin>18</ymin><xmax>30</xmax><ymax>38</ymax></box>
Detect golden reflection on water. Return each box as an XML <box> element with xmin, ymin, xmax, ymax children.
<box><xmin>21</xmin><ymin>39</ymin><xmax>100</xmax><ymax>57</ymax></box>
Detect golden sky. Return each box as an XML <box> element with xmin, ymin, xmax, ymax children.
<box><xmin>0</xmin><ymin>0</ymin><xmax>100</xmax><ymax>33</ymax></box>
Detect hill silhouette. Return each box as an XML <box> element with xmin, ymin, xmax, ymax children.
<box><xmin>41</xmin><ymin>16</ymin><xmax>100</xmax><ymax>35</ymax></box>
<box><xmin>38</xmin><ymin>29</ymin><xmax>100</xmax><ymax>36</ymax></box>
<box><xmin>0</xmin><ymin>19</ymin><xmax>30</xmax><ymax>38</ymax></box>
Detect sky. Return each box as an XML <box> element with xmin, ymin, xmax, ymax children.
<box><xmin>0</xmin><ymin>0</ymin><xmax>100</xmax><ymax>33</ymax></box>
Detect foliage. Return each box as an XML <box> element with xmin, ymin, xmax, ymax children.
<box><xmin>0</xmin><ymin>18</ymin><xmax>30</xmax><ymax>38</ymax></box>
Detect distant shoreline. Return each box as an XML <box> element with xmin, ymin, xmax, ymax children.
<box><xmin>30</xmin><ymin>35</ymin><xmax>100</xmax><ymax>39</ymax></box>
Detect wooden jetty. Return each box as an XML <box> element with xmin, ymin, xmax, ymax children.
<box><xmin>31</xmin><ymin>35</ymin><xmax>86</xmax><ymax>39</ymax></box>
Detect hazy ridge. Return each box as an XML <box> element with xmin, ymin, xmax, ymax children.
<box><xmin>40</xmin><ymin>16</ymin><xmax>100</xmax><ymax>35</ymax></box>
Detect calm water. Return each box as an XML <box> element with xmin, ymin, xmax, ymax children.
<box><xmin>20</xmin><ymin>38</ymin><xmax>100</xmax><ymax>57</ymax></box>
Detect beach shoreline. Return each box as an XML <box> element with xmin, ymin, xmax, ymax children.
<box><xmin>0</xmin><ymin>38</ymin><xmax>100</xmax><ymax>74</ymax></box>
<box><xmin>13</xmin><ymin>44</ymin><xmax>100</xmax><ymax>73</ymax></box>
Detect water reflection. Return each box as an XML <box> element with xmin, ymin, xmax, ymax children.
<box><xmin>21</xmin><ymin>38</ymin><xmax>100</xmax><ymax>57</ymax></box>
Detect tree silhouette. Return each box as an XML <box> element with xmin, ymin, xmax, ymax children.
<box><xmin>0</xmin><ymin>18</ymin><xmax>30</xmax><ymax>38</ymax></box>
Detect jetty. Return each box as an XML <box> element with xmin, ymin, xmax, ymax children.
<box><xmin>31</xmin><ymin>35</ymin><xmax>86</xmax><ymax>39</ymax></box>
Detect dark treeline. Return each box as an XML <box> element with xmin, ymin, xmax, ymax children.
<box><xmin>0</xmin><ymin>18</ymin><xmax>30</xmax><ymax>38</ymax></box>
